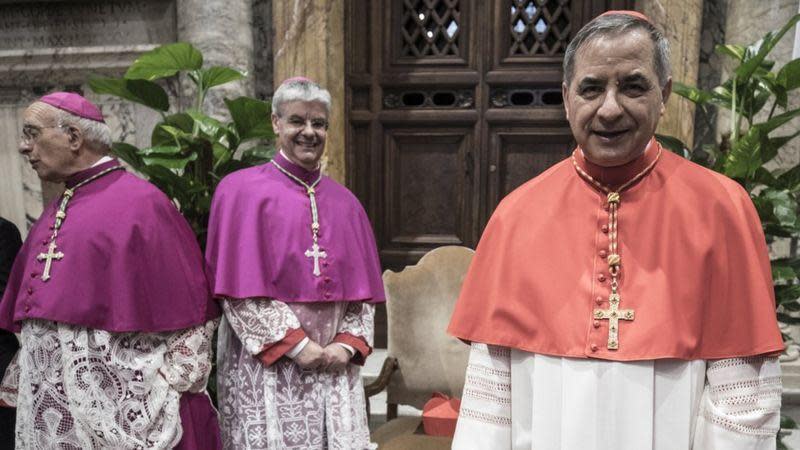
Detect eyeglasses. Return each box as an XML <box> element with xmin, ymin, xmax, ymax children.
<box><xmin>282</xmin><ymin>115</ymin><xmax>329</xmax><ymax>131</ymax></box>
<box><xmin>21</xmin><ymin>124</ymin><xmax>67</xmax><ymax>145</ymax></box>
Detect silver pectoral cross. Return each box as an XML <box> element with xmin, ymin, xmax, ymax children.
<box><xmin>36</xmin><ymin>241</ymin><xmax>64</xmax><ymax>282</ymax></box>
<box><xmin>304</xmin><ymin>242</ymin><xmax>327</xmax><ymax>276</ymax></box>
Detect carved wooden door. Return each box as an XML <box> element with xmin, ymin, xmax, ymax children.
<box><xmin>346</xmin><ymin>0</ymin><xmax>632</xmax><ymax>274</ymax></box>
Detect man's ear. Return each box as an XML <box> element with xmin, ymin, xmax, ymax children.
<box><xmin>660</xmin><ymin>77</ymin><xmax>672</xmax><ymax>116</ymax></box>
<box><xmin>271</xmin><ymin>113</ymin><xmax>281</xmax><ymax>135</ymax></box>
<box><xmin>65</xmin><ymin>125</ymin><xmax>84</xmax><ymax>152</ymax></box>
<box><xmin>562</xmin><ymin>82</ymin><xmax>571</xmax><ymax>118</ymax></box>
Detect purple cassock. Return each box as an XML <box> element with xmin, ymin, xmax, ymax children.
<box><xmin>206</xmin><ymin>151</ymin><xmax>386</xmax><ymax>303</ymax></box>
<box><xmin>0</xmin><ymin>159</ymin><xmax>222</xmax><ymax>449</ymax></box>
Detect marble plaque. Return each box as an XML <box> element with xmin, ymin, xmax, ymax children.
<box><xmin>0</xmin><ymin>0</ymin><xmax>176</xmax><ymax>50</ymax></box>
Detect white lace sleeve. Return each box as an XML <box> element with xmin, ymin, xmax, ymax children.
<box><xmin>337</xmin><ymin>302</ymin><xmax>374</xmax><ymax>347</ymax></box>
<box><xmin>221</xmin><ymin>297</ymin><xmax>302</xmax><ymax>355</ymax></box>
<box><xmin>0</xmin><ymin>350</ymin><xmax>19</xmax><ymax>407</ymax></box>
<box><xmin>160</xmin><ymin>319</ymin><xmax>219</xmax><ymax>393</ymax></box>
<box><xmin>452</xmin><ymin>343</ymin><xmax>512</xmax><ymax>450</ymax></box>
<box><xmin>693</xmin><ymin>356</ymin><xmax>782</xmax><ymax>449</ymax></box>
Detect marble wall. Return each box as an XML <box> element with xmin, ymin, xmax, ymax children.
<box><xmin>0</xmin><ymin>0</ymin><xmax>268</xmax><ymax>238</ymax></box>
<box><xmin>0</xmin><ymin>0</ymin><xmax>177</xmax><ymax>237</ymax></box>
<box><xmin>637</xmin><ymin>0</ymin><xmax>703</xmax><ymax>148</ymax></box>
<box><xmin>273</xmin><ymin>0</ymin><xmax>346</xmax><ymax>184</ymax></box>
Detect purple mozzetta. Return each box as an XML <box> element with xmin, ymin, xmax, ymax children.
<box><xmin>0</xmin><ymin>159</ymin><xmax>220</xmax><ymax>333</ymax></box>
<box><xmin>206</xmin><ymin>151</ymin><xmax>385</xmax><ymax>303</ymax></box>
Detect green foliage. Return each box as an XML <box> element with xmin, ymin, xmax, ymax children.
<box><xmin>89</xmin><ymin>42</ymin><xmax>275</xmax><ymax>241</ymax></box>
<box><xmin>657</xmin><ymin>14</ymin><xmax>800</xmax><ymax>443</ymax></box>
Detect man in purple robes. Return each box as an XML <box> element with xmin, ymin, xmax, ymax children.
<box><xmin>206</xmin><ymin>78</ymin><xmax>385</xmax><ymax>449</ymax></box>
<box><xmin>0</xmin><ymin>92</ymin><xmax>222</xmax><ymax>449</ymax></box>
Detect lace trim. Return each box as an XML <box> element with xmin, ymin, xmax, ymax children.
<box><xmin>707</xmin><ymin>356</ymin><xmax>772</xmax><ymax>371</ymax></box>
<box><xmin>337</xmin><ymin>302</ymin><xmax>375</xmax><ymax>348</ymax></box>
<box><xmin>12</xmin><ymin>319</ymin><xmax>216</xmax><ymax>448</ymax></box>
<box><xmin>463</xmin><ymin>387</ymin><xmax>511</xmax><ymax>405</ymax></box>
<box><xmin>487</xmin><ymin>345</ymin><xmax>511</xmax><ymax>359</ymax></box>
<box><xmin>709</xmin><ymin>376</ymin><xmax>782</xmax><ymax>395</ymax></box>
<box><xmin>222</xmin><ymin>297</ymin><xmax>301</xmax><ymax>355</ymax></box>
<box><xmin>716</xmin><ymin>392</ymin><xmax>783</xmax><ymax>408</ymax></box>
<box><xmin>465</xmin><ymin>373</ymin><xmax>512</xmax><ymax>393</ymax></box>
<box><xmin>466</xmin><ymin>363</ymin><xmax>510</xmax><ymax>379</ymax></box>
<box><xmin>702</xmin><ymin>408</ymin><xmax>779</xmax><ymax>437</ymax></box>
<box><xmin>459</xmin><ymin>407</ymin><xmax>512</xmax><ymax>427</ymax></box>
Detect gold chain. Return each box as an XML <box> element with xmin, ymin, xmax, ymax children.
<box><xmin>37</xmin><ymin>164</ymin><xmax>124</xmax><ymax>281</ymax></box>
<box><xmin>270</xmin><ymin>159</ymin><xmax>323</xmax><ymax>244</ymax></box>
<box><xmin>48</xmin><ymin>165</ymin><xmax>124</xmax><ymax>243</ymax></box>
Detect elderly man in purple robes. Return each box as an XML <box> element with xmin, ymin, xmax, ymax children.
<box><xmin>206</xmin><ymin>77</ymin><xmax>385</xmax><ymax>449</ymax></box>
<box><xmin>0</xmin><ymin>92</ymin><xmax>222</xmax><ymax>449</ymax></box>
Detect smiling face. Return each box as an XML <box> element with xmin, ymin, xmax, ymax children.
<box><xmin>18</xmin><ymin>102</ymin><xmax>79</xmax><ymax>182</ymax></box>
<box><xmin>271</xmin><ymin>100</ymin><xmax>329</xmax><ymax>170</ymax></box>
<box><xmin>562</xmin><ymin>29</ymin><xmax>671</xmax><ymax>167</ymax></box>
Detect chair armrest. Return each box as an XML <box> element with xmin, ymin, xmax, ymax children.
<box><xmin>365</xmin><ymin>356</ymin><xmax>399</xmax><ymax>398</ymax></box>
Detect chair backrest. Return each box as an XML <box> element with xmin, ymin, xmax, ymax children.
<box><xmin>383</xmin><ymin>245</ymin><xmax>474</xmax><ymax>409</ymax></box>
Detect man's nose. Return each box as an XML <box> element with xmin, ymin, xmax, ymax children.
<box><xmin>18</xmin><ymin>140</ymin><xmax>31</xmax><ymax>154</ymax></box>
<box><xmin>300</xmin><ymin>122</ymin><xmax>316</xmax><ymax>136</ymax></box>
<box><xmin>597</xmin><ymin>91</ymin><xmax>624</xmax><ymax>121</ymax></box>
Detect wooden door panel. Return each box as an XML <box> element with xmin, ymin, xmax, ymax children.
<box><xmin>488</xmin><ymin>128</ymin><xmax>574</xmax><ymax>208</ymax></box>
<box><xmin>381</xmin><ymin>128</ymin><xmax>474</xmax><ymax>268</ymax></box>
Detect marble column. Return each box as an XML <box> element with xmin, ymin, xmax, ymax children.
<box><xmin>177</xmin><ymin>0</ymin><xmax>255</xmax><ymax>116</ymax></box>
<box><xmin>636</xmin><ymin>0</ymin><xmax>703</xmax><ymax>148</ymax></box>
<box><xmin>273</xmin><ymin>0</ymin><xmax>346</xmax><ymax>184</ymax></box>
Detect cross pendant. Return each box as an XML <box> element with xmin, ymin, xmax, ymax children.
<box><xmin>304</xmin><ymin>242</ymin><xmax>327</xmax><ymax>276</ymax></box>
<box><xmin>36</xmin><ymin>241</ymin><xmax>64</xmax><ymax>282</ymax></box>
<box><xmin>593</xmin><ymin>292</ymin><xmax>634</xmax><ymax>350</ymax></box>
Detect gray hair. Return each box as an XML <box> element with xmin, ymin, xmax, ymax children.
<box><xmin>50</xmin><ymin>106</ymin><xmax>112</xmax><ymax>152</ymax></box>
<box><xmin>272</xmin><ymin>79</ymin><xmax>332</xmax><ymax>117</ymax></box>
<box><xmin>563</xmin><ymin>13</ymin><xmax>671</xmax><ymax>87</ymax></box>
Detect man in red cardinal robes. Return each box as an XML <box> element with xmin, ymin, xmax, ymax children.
<box><xmin>448</xmin><ymin>11</ymin><xmax>784</xmax><ymax>450</ymax></box>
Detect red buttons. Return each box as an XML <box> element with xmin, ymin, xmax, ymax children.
<box><xmin>322</xmin><ymin>261</ymin><xmax>329</xmax><ymax>268</ymax></box>
<box><xmin>324</xmin><ymin>277</ymin><xmax>331</xmax><ymax>283</ymax></box>
<box><xmin>26</xmin><ymin>287</ymin><xmax>33</xmax><ymax>295</ymax></box>
<box><xmin>603</xmin><ymin>204</ymin><xmax>610</xmax><ymax>211</ymax></box>
<box><xmin>324</xmin><ymin>292</ymin><xmax>332</xmax><ymax>299</ymax></box>
<box><xmin>42</xmin><ymin>240</ymin><xmax>49</xmax><ymax>246</ymax></box>
<box><xmin>595</xmin><ymin>296</ymin><xmax>603</xmax><ymax>305</ymax></box>
<box><xmin>601</xmin><ymin>224</ymin><xmax>609</xmax><ymax>233</ymax></box>
<box><xmin>597</xmin><ymin>274</ymin><xmax>606</xmax><ymax>282</ymax></box>
<box><xmin>599</xmin><ymin>250</ymin><xmax>608</xmax><ymax>258</ymax></box>
<box><xmin>30</xmin><ymin>272</ymin><xmax>37</xmax><ymax>278</ymax></box>
<box><xmin>24</xmin><ymin>306</ymin><xmax>30</xmax><ymax>312</ymax></box>
<box><xmin>590</xmin><ymin>343</ymin><xmax>598</xmax><ymax>352</ymax></box>
<box><xmin>593</xmin><ymin>320</ymin><xmax>601</xmax><ymax>328</ymax></box>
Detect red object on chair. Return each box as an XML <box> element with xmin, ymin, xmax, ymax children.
<box><xmin>422</xmin><ymin>392</ymin><xmax>461</xmax><ymax>437</ymax></box>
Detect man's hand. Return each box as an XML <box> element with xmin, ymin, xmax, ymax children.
<box><xmin>322</xmin><ymin>344</ymin><xmax>351</xmax><ymax>372</ymax></box>
<box><xmin>293</xmin><ymin>340</ymin><xmax>326</xmax><ymax>370</ymax></box>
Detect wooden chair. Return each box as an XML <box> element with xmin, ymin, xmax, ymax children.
<box><xmin>366</xmin><ymin>246</ymin><xmax>474</xmax><ymax>448</ymax></box>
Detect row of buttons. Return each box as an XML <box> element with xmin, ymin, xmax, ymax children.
<box><xmin>590</xmin><ymin>215</ymin><xmax>611</xmax><ymax>353</ymax></box>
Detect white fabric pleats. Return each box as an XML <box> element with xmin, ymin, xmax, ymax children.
<box><xmin>453</xmin><ymin>343</ymin><xmax>782</xmax><ymax>450</ymax></box>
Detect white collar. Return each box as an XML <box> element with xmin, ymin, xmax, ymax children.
<box><xmin>91</xmin><ymin>155</ymin><xmax>114</xmax><ymax>167</ymax></box>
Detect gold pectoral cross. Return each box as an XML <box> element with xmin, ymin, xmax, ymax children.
<box><xmin>593</xmin><ymin>292</ymin><xmax>634</xmax><ymax>350</ymax></box>
<box><xmin>36</xmin><ymin>241</ymin><xmax>64</xmax><ymax>282</ymax></box>
<box><xmin>304</xmin><ymin>242</ymin><xmax>327</xmax><ymax>276</ymax></box>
